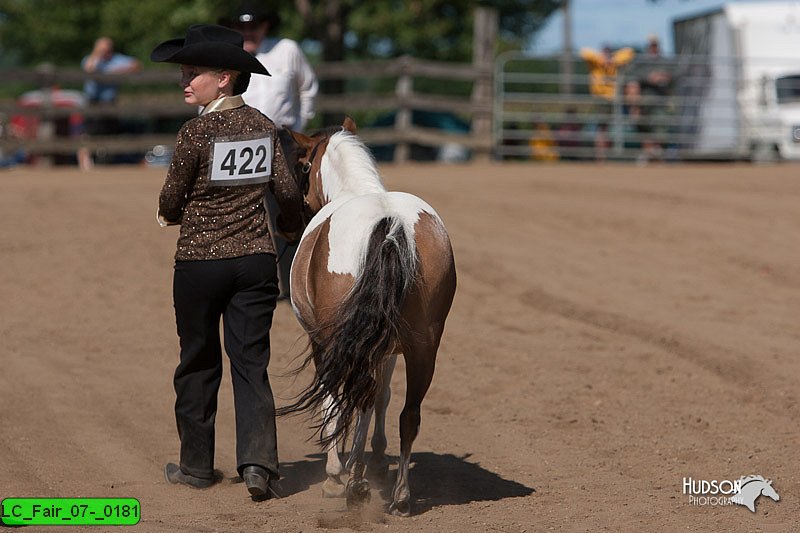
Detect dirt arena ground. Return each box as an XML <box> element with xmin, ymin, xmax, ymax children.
<box><xmin>1</xmin><ymin>162</ymin><xmax>799</xmax><ymax>532</ymax></box>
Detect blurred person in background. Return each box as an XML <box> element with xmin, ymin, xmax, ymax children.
<box><xmin>554</xmin><ymin>106</ymin><xmax>583</xmax><ymax>160</ymax></box>
<box><xmin>529</xmin><ymin>119</ymin><xmax>559</xmax><ymax>161</ymax></box>
<box><xmin>79</xmin><ymin>37</ymin><xmax>141</xmax><ymax>169</ymax></box>
<box><xmin>82</xmin><ymin>37</ymin><xmax>141</xmax><ymax>103</ymax></box>
<box><xmin>220</xmin><ymin>2</ymin><xmax>318</xmax><ymax>300</ymax></box>
<box><xmin>630</xmin><ymin>35</ymin><xmax>676</xmax><ymax>163</ymax></box>
<box><xmin>581</xmin><ymin>44</ymin><xmax>634</xmax><ymax>163</ymax></box>
<box><xmin>219</xmin><ymin>2</ymin><xmax>318</xmax><ymax>131</ymax></box>
<box><xmin>580</xmin><ymin>44</ymin><xmax>635</xmax><ymax>102</ymax></box>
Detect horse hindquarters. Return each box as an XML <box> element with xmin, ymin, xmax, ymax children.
<box><xmin>281</xmin><ymin>215</ymin><xmax>416</xmax><ymax>504</ymax></box>
<box><xmin>308</xmin><ymin>216</ymin><xmax>415</xmax><ymax>443</ymax></box>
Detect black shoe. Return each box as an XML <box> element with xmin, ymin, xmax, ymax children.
<box><xmin>164</xmin><ymin>463</ymin><xmax>218</xmax><ymax>489</ymax></box>
<box><xmin>242</xmin><ymin>465</ymin><xmax>282</xmax><ymax>501</ymax></box>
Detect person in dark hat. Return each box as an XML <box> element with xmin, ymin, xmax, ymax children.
<box><xmin>220</xmin><ymin>2</ymin><xmax>318</xmax><ymax>300</ymax></box>
<box><xmin>218</xmin><ymin>1</ymin><xmax>282</xmax><ymax>54</ymax></box>
<box><xmin>151</xmin><ymin>24</ymin><xmax>304</xmax><ymax>501</ymax></box>
<box><xmin>218</xmin><ymin>1</ymin><xmax>317</xmax><ymax>134</ymax></box>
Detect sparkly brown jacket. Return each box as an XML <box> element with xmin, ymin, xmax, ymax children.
<box><xmin>158</xmin><ymin>96</ymin><xmax>303</xmax><ymax>261</ymax></box>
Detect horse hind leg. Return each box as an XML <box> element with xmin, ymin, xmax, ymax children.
<box><xmin>368</xmin><ymin>354</ymin><xmax>397</xmax><ymax>480</ymax></box>
<box><xmin>344</xmin><ymin>408</ymin><xmax>373</xmax><ymax>510</ymax></box>
<box><xmin>390</xmin><ymin>343</ymin><xmax>437</xmax><ymax>517</ymax></box>
<box><xmin>343</xmin><ymin>354</ymin><xmax>397</xmax><ymax>509</ymax></box>
<box><xmin>321</xmin><ymin>394</ymin><xmax>346</xmax><ymax>498</ymax></box>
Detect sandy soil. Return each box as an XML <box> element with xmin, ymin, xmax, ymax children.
<box><xmin>1</xmin><ymin>162</ymin><xmax>799</xmax><ymax>532</ymax></box>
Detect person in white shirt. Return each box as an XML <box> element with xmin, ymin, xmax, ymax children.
<box><xmin>220</xmin><ymin>3</ymin><xmax>318</xmax><ymax>131</ymax></box>
<box><xmin>221</xmin><ymin>3</ymin><xmax>319</xmax><ymax>298</ymax></box>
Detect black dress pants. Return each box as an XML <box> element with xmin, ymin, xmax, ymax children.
<box><xmin>172</xmin><ymin>253</ymin><xmax>279</xmax><ymax>480</ymax></box>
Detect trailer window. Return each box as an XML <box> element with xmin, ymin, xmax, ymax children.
<box><xmin>776</xmin><ymin>75</ymin><xmax>800</xmax><ymax>104</ymax></box>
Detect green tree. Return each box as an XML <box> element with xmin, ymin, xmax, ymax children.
<box><xmin>0</xmin><ymin>0</ymin><xmax>562</xmax><ymax>67</ymax></box>
<box><xmin>294</xmin><ymin>0</ymin><xmax>562</xmax><ymax>62</ymax></box>
<box><xmin>1</xmin><ymin>0</ymin><xmax>167</xmax><ymax>65</ymax></box>
<box><xmin>0</xmin><ymin>0</ymin><xmax>265</xmax><ymax>67</ymax></box>
<box><xmin>290</xmin><ymin>0</ymin><xmax>561</xmax><ymax>117</ymax></box>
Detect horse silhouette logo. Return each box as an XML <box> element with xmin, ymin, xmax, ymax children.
<box><xmin>729</xmin><ymin>475</ymin><xmax>780</xmax><ymax>512</ymax></box>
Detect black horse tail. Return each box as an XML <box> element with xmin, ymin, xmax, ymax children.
<box><xmin>278</xmin><ymin>216</ymin><xmax>417</xmax><ymax>447</ymax></box>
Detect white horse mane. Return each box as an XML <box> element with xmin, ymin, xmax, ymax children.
<box><xmin>739</xmin><ymin>475</ymin><xmax>770</xmax><ymax>485</ymax></box>
<box><xmin>320</xmin><ymin>130</ymin><xmax>386</xmax><ymax>200</ymax></box>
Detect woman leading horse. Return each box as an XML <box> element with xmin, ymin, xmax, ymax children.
<box><xmin>151</xmin><ymin>24</ymin><xmax>304</xmax><ymax>500</ymax></box>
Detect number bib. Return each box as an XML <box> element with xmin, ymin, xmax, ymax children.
<box><xmin>209</xmin><ymin>135</ymin><xmax>272</xmax><ymax>186</ymax></box>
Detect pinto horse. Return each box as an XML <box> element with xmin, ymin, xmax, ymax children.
<box><xmin>278</xmin><ymin>117</ymin><xmax>456</xmax><ymax>515</ymax></box>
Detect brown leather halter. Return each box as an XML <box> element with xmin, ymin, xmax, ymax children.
<box><xmin>296</xmin><ymin>126</ymin><xmax>344</xmax><ymax>219</ymax></box>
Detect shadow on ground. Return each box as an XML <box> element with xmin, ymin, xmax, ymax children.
<box><xmin>377</xmin><ymin>452</ymin><xmax>535</xmax><ymax>515</ymax></box>
<box><xmin>252</xmin><ymin>451</ymin><xmax>533</xmax><ymax>517</ymax></box>
<box><xmin>274</xmin><ymin>453</ymin><xmax>329</xmax><ymax>496</ymax></box>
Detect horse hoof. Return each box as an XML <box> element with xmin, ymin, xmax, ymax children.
<box><xmin>322</xmin><ymin>478</ymin><xmax>346</xmax><ymax>498</ymax></box>
<box><xmin>345</xmin><ymin>479</ymin><xmax>371</xmax><ymax>510</ymax></box>
<box><xmin>389</xmin><ymin>499</ymin><xmax>411</xmax><ymax>517</ymax></box>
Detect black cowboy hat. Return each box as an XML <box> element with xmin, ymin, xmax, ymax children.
<box><xmin>150</xmin><ymin>24</ymin><xmax>269</xmax><ymax>75</ymax></box>
<box><xmin>219</xmin><ymin>1</ymin><xmax>281</xmax><ymax>30</ymax></box>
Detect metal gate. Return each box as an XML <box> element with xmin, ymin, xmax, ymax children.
<box><xmin>493</xmin><ymin>50</ymin><xmax>799</xmax><ymax>163</ymax></box>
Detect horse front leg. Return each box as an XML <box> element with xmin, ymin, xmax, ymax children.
<box><xmin>321</xmin><ymin>393</ymin><xmax>346</xmax><ymax>498</ymax></box>
<box><xmin>368</xmin><ymin>354</ymin><xmax>396</xmax><ymax>480</ymax></box>
<box><xmin>344</xmin><ymin>408</ymin><xmax>373</xmax><ymax>510</ymax></box>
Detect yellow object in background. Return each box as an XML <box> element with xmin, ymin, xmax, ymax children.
<box><xmin>580</xmin><ymin>46</ymin><xmax>635</xmax><ymax>100</ymax></box>
<box><xmin>529</xmin><ymin>122</ymin><xmax>559</xmax><ymax>161</ymax></box>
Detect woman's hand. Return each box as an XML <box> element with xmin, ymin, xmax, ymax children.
<box><xmin>276</xmin><ymin>213</ymin><xmax>302</xmax><ymax>244</ymax></box>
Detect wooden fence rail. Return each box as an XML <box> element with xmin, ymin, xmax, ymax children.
<box><xmin>0</xmin><ymin>55</ymin><xmax>493</xmax><ymax>164</ymax></box>
<box><xmin>0</xmin><ymin>6</ymin><xmax>498</xmax><ymax>166</ymax></box>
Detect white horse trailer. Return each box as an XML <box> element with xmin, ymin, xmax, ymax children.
<box><xmin>673</xmin><ymin>1</ymin><xmax>800</xmax><ymax>161</ymax></box>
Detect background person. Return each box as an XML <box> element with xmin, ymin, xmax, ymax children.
<box><xmin>629</xmin><ymin>34</ymin><xmax>676</xmax><ymax>162</ymax></box>
<box><xmin>82</xmin><ymin>37</ymin><xmax>141</xmax><ymax>103</ymax></box>
<box><xmin>219</xmin><ymin>3</ymin><xmax>318</xmax><ymax>131</ymax></box>
<box><xmin>150</xmin><ymin>24</ymin><xmax>304</xmax><ymax>500</ymax></box>
<box><xmin>528</xmin><ymin>119</ymin><xmax>559</xmax><ymax>161</ymax></box>
<box><xmin>220</xmin><ymin>2</ymin><xmax>318</xmax><ymax>299</ymax></box>
<box><xmin>554</xmin><ymin>106</ymin><xmax>583</xmax><ymax>160</ymax></box>
<box><xmin>580</xmin><ymin>44</ymin><xmax>635</xmax><ymax>102</ymax></box>
<box><xmin>581</xmin><ymin>44</ymin><xmax>634</xmax><ymax>162</ymax></box>
<box><xmin>78</xmin><ymin>37</ymin><xmax>141</xmax><ymax>169</ymax></box>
